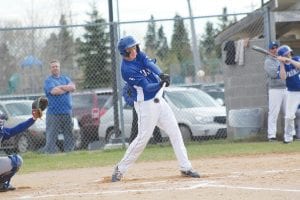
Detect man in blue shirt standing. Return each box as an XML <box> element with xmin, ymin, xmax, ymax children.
<box><xmin>43</xmin><ymin>59</ymin><xmax>76</xmax><ymax>153</ymax></box>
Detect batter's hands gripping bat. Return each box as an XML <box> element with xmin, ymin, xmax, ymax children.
<box><xmin>155</xmin><ymin>73</ymin><xmax>169</xmax><ymax>99</ymax></box>
<box><xmin>251</xmin><ymin>45</ymin><xmax>277</xmax><ymax>58</ymax></box>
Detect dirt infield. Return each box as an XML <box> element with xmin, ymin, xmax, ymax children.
<box><xmin>2</xmin><ymin>152</ymin><xmax>300</xmax><ymax>200</ymax></box>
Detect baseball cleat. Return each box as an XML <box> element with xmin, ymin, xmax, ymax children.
<box><xmin>111</xmin><ymin>166</ymin><xmax>122</xmax><ymax>182</ymax></box>
<box><xmin>0</xmin><ymin>183</ymin><xmax>16</xmax><ymax>192</ymax></box>
<box><xmin>268</xmin><ymin>138</ymin><xmax>277</xmax><ymax>142</ymax></box>
<box><xmin>293</xmin><ymin>135</ymin><xmax>300</xmax><ymax>141</ymax></box>
<box><xmin>181</xmin><ymin>170</ymin><xmax>200</xmax><ymax>178</ymax></box>
<box><xmin>283</xmin><ymin>140</ymin><xmax>292</xmax><ymax>144</ymax></box>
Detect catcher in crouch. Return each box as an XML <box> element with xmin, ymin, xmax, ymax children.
<box><xmin>0</xmin><ymin>97</ymin><xmax>47</xmax><ymax>192</ymax></box>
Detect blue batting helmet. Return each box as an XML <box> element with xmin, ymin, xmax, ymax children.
<box><xmin>292</xmin><ymin>56</ymin><xmax>300</xmax><ymax>62</ymax></box>
<box><xmin>277</xmin><ymin>45</ymin><xmax>293</xmax><ymax>56</ymax></box>
<box><xmin>117</xmin><ymin>36</ymin><xmax>139</xmax><ymax>56</ymax></box>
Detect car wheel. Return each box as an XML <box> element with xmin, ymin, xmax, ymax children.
<box><xmin>105</xmin><ymin>128</ymin><xmax>121</xmax><ymax>144</ymax></box>
<box><xmin>17</xmin><ymin>135</ymin><xmax>31</xmax><ymax>153</ymax></box>
<box><xmin>179</xmin><ymin>125</ymin><xmax>192</xmax><ymax>143</ymax></box>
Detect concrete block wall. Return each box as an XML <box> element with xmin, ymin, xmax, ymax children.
<box><xmin>222</xmin><ymin>38</ymin><xmax>284</xmax><ymax>139</ymax></box>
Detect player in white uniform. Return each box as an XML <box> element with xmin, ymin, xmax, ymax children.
<box><xmin>111</xmin><ymin>35</ymin><xmax>200</xmax><ymax>182</ymax></box>
<box><xmin>264</xmin><ymin>41</ymin><xmax>286</xmax><ymax>141</ymax></box>
<box><xmin>277</xmin><ymin>45</ymin><xmax>300</xmax><ymax>143</ymax></box>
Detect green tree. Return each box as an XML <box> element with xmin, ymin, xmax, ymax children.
<box><xmin>0</xmin><ymin>43</ymin><xmax>18</xmax><ymax>93</ymax></box>
<box><xmin>156</xmin><ymin>25</ymin><xmax>169</xmax><ymax>61</ymax></box>
<box><xmin>199</xmin><ymin>7</ymin><xmax>237</xmax><ymax>77</ymax></box>
<box><xmin>57</xmin><ymin>14</ymin><xmax>75</xmax><ymax>69</ymax></box>
<box><xmin>144</xmin><ymin>16</ymin><xmax>169</xmax><ymax>70</ymax></box>
<box><xmin>171</xmin><ymin>14</ymin><xmax>193</xmax><ymax>77</ymax></box>
<box><xmin>41</xmin><ymin>15</ymin><xmax>75</xmax><ymax>68</ymax></box>
<box><xmin>76</xmin><ymin>5</ymin><xmax>111</xmax><ymax>88</ymax></box>
<box><xmin>217</xmin><ymin>7</ymin><xmax>237</xmax><ymax>33</ymax></box>
<box><xmin>200</xmin><ymin>21</ymin><xmax>216</xmax><ymax>55</ymax></box>
<box><xmin>144</xmin><ymin>15</ymin><xmax>157</xmax><ymax>55</ymax></box>
<box><xmin>199</xmin><ymin>21</ymin><xmax>219</xmax><ymax>75</ymax></box>
<box><xmin>41</xmin><ymin>33</ymin><xmax>59</xmax><ymax>63</ymax></box>
<box><xmin>215</xmin><ymin>7</ymin><xmax>237</xmax><ymax>58</ymax></box>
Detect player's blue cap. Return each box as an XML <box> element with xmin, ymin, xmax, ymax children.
<box><xmin>269</xmin><ymin>41</ymin><xmax>279</xmax><ymax>49</ymax></box>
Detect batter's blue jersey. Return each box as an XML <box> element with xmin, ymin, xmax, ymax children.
<box><xmin>121</xmin><ymin>51</ymin><xmax>162</xmax><ymax>102</ymax></box>
<box><xmin>281</xmin><ymin>59</ymin><xmax>300</xmax><ymax>91</ymax></box>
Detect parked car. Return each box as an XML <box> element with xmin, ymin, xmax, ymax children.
<box><xmin>0</xmin><ymin>93</ymin><xmax>44</xmax><ymax>101</ymax></box>
<box><xmin>0</xmin><ymin>100</ymin><xmax>80</xmax><ymax>154</ymax></box>
<box><xmin>72</xmin><ymin>88</ymin><xmax>112</xmax><ymax>149</ymax></box>
<box><xmin>98</xmin><ymin>87</ymin><xmax>227</xmax><ymax>144</ymax></box>
<box><xmin>179</xmin><ymin>83</ymin><xmax>225</xmax><ymax>105</ymax></box>
<box><xmin>164</xmin><ymin>87</ymin><xmax>227</xmax><ymax>141</ymax></box>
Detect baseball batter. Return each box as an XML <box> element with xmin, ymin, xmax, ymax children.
<box><xmin>0</xmin><ymin>110</ymin><xmax>40</xmax><ymax>192</ymax></box>
<box><xmin>277</xmin><ymin>45</ymin><xmax>300</xmax><ymax>143</ymax></box>
<box><xmin>111</xmin><ymin>35</ymin><xmax>200</xmax><ymax>182</ymax></box>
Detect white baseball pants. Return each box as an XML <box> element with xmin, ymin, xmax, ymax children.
<box><xmin>295</xmin><ymin>109</ymin><xmax>300</xmax><ymax>139</ymax></box>
<box><xmin>0</xmin><ymin>157</ymin><xmax>13</xmax><ymax>175</ymax></box>
<box><xmin>284</xmin><ymin>91</ymin><xmax>300</xmax><ymax>142</ymax></box>
<box><xmin>117</xmin><ymin>96</ymin><xmax>193</xmax><ymax>174</ymax></box>
<box><xmin>267</xmin><ymin>88</ymin><xmax>286</xmax><ymax>139</ymax></box>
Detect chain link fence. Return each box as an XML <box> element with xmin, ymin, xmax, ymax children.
<box><xmin>0</xmin><ymin>9</ymin><xmax>269</xmax><ymax>154</ymax></box>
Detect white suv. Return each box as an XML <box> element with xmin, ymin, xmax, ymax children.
<box><xmin>0</xmin><ymin>100</ymin><xmax>80</xmax><ymax>154</ymax></box>
<box><xmin>98</xmin><ymin>87</ymin><xmax>227</xmax><ymax>144</ymax></box>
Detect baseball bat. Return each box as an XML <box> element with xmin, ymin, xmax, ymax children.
<box><xmin>155</xmin><ymin>82</ymin><xmax>166</xmax><ymax>99</ymax></box>
<box><xmin>251</xmin><ymin>45</ymin><xmax>277</xmax><ymax>58</ymax></box>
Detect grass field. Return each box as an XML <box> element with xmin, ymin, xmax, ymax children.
<box><xmin>2</xmin><ymin>140</ymin><xmax>300</xmax><ymax>200</ymax></box>
<box><xmin>20</xmin><ymin>140</ymin><xmax>300</xmax><ymax>173</ymax></box>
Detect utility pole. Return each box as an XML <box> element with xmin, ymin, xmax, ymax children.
<box><xmin>108</xmin><ymin>0</ymin><xmax>125</xmax><ymax>146</ymax></box>
<box><xmin>108</xmin><ymin>0</ymin><xmax>120</xmax><ymax>143</ymax></box>
<box><xmin>187</xmin><ymin>0</ymin><xmax>201</xmax><ymax>81</ymax></box>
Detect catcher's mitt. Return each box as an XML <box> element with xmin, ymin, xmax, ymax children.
<box><xmin>32</xmin><ymin>96</ymin><xmax>48</xmax><ymax>119</ymax></box>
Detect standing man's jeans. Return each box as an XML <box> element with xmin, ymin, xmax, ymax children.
<box><xmin>44</xmin><ymin>114</ymin><xmax>74</xmax><ymax>153</ymax></box>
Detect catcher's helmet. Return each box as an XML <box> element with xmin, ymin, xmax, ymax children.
<box><xmin>277</xmin><ymin>45</ymin><xmax>293</xmax><ymax>56</ymax></box>
<box><xmin>117</xmin><ymin>36</ymin><xmax>139</xmax><ymax>56</ymax></box>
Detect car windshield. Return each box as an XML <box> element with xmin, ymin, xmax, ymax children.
<box><xmin>165</xmin><ymin>89</ymin><xmax>219</xmax><ymax>109</ymax></box>
<box><xmin>6</xmin><ymin>102</ymin><xmax>32</xmax><ymax>116</ymax></box>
